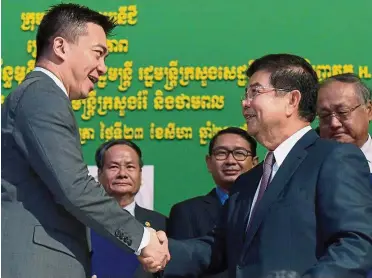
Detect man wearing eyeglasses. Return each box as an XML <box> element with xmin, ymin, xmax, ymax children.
<box><xmin>167</xmin><ymin>127</ymin><xmax>257</xmax><ymax>277</ymax></box>
<box><xmin>317</xmin><ymin>73</ymin><xmax>372</xmax><ymax>172</ymax></box>
<box><xmin>140</xmin><ymin>54</ymin><xmax>372</xmax><ymax>278</ymax></box>
<box><xmin>167</xmin><ymin>127</ymin><xmax>257</xmax><ymax>244</ymax></box>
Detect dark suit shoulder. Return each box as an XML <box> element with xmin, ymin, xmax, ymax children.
<box><xmin>171</xmin><ymin>188</ymin><xmax>218</xmax><ymax>209</ymax></box>
<box><xmin>171</xmin><ymin>194</ymin><xmax>208</xmax><ymax>209</ymax></box>
<box><xmin>135</xmin><ymin>206</ymin><xmax>167</xmax><ymax>231</ymax></box>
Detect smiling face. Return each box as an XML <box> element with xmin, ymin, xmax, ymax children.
<box><xmin>59</xmin><ymin>22</ymin><xmax>109</xmax><ymax>99</ymax></box>
<box><xmin>98</xmin><ymin>144</ymin><xmax>142</xmax><ymax>200</ymax></box>
<box><xmin>206</xmin><ymin>133</ymin><xmax>258</xmax><ymax>190</ymax></box>
<box><xmin>241</xmin><ymin>70</ymin><xmax>289</xmax><ymax>145</ymax></box>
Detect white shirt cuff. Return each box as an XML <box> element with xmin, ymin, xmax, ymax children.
<box><xmin>134</xmin><ymin>227</ymin><xmax>150</xmax><ymax>255</ymax></box>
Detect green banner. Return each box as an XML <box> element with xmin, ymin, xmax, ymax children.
<box><xmin>2</xmin><ymin>0</ymin><xmax>372</xmax><ymax>215</ymax></box>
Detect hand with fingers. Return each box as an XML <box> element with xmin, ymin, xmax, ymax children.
<box><xmin>138</xmin><ymin>228</ymin><xmax>170</xmax><ymax>273</ymax></box>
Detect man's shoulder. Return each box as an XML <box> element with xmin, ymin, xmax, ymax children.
<box><xmin>139</xmin><ymin>206</ymin><xmax>166</xmax><ymax>217</ymax></box>
<box><xmin>8</xmin><ymin>71</ymin><xmax>65</xmax><ymax>104</ymax></box>
<box><xmin>135</xmin><ymin>205</ymin><xmax>167</xmax><ymax>230</ymax></box>
<box><xmin>136</xmin><ymin>206</ymin><xmax>167</xmax><ymax>222</ymax></box>
<box><xmin>311</xmin><ymin>137</ymin><xmax>363</xmax><ymax>158</ymax></box>
<box><xmin>171</xmin><ymin>193</ymin><xmax>212</xmax><ymax>210</ymax></box>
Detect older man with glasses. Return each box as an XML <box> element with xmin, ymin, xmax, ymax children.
<box><xmin>317</xmin><ymin>73</ymin><xmax>372</xmax><ymax>278</ymax></box>
<box><xmin>140</xmin><ymin>54</ymin><xmax>372</xmax><ymax>278</ymax></box>
<box><xmin>317</xmin><ymin>73</ymin><xmax>372</xmax><ymax>173</ymax></box>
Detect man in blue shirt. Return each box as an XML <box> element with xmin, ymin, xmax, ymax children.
<box><xmin>167</xmin><ymin>127</ymin><xmax>257</xmax><ymax>277</ymax></box>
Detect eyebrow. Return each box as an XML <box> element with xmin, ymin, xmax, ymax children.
<box><xmin>318</xmin><ymin>103</ymin><xmax>350</xmax><ymax>111</ymax></box>
<box><xmin>213</xmin><ymin>146</ymin><xmax>250</xmax><ymax>151</ymax></box>
<box><xmin>93</xmin><ymin>43</ymin><xmax>109</xmax><ymax>56</ymax></box>
<box><xmin>248</xmin><ymin>82</ymin><xmax>262</xmax><ymax>88</ymax></box>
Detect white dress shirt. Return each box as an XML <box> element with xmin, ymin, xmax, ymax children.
<box><xmin>33</xmin><ymin>67</ymin><xmax>69</xmax><ymax>98</ymax></box>
<box><xmin>360</xmin><ymin>134</ymin><xmax>372</xmax><ymax>173</ymax></box>
<box><xmin>123</xmin><ymin>200</ymin><xmax>136</xmax><ymax>217</ymax></box>
<box><xmin>248</xmin><ymin>126</ymin><xmax>312</xmax><ymax>222</ymax></box>
<box><xmin>33</xmin><ymin>67</ymin><xmax>150</xmax><ymax>253</ymax></box>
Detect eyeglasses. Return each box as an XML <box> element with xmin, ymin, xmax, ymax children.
<box><xmin>212</xmin><ymin>148</ymin><xmax>252</xmax><ymax>161</ymax></box>
<box><xmin>317</xmin><ymin>104</ymin><xmax>362</xmax><ymax>123</ymax></box>
<box><xmin>241</xmin><ymin>85</ymin><xmax>288</xmax><ymax>102</ymax></box>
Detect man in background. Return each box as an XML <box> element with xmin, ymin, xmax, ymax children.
<box><xmin>317</xmin><ymin>73</ymin><xmax>372</xmax><ymax>172</ymax></box>
<box><xmin>167</xmin><ymin>127</ymin><xmax>257</xmax><ymax>278</ymax></box>
<box><xmin>167</xmin><ymin>127</ymin><xmax>257</xmax><ymax>240</ymax></box>
<box><xmin>1</xmin><ymin>4</ymin><xmax>168</xmax><ymax>277</ymax></box>
<box><xmin>317</xmin><ymin>73</ymin><xmax>372</xmax><ymax>278</ymax></box>
<box><xmin>91</xmin><ymin>139</ymin><xmax>167</xmax><ymax>278</ymax></box>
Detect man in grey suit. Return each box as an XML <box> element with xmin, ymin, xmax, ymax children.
<box><xmin>1</xmin><ymin>3</ymin><xmax>169</xmax><ymax>278</ymax></box>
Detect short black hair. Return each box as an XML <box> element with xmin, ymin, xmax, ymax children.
<box><xmin>208</xmin><ymin>127</ymin><xmax>257</xmax><ymax>157</ymax></box>
<box><xmin>320</xmin><ymin>73</ymin><xmax>371</xmax><ymax>104</ymax></box>
<box><xmin>36</xmin><ymin>3</ymin><xmax>116</xmax><ymax>61</ymax></box>
<box><xmin>246</xmin><ymin>53</ymin><xmax>319</xmax><ymax>122</ymax></box>
<box><xmin>95</xmin><ymin>139</ymin><xmax>144</xmax><ymax>169</ymax></box>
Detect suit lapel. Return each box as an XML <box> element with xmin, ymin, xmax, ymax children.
<box><xmin>134</xmin><ymin>205</ymin><xmax>146</xmax><ymax>225</ymax></box>
<box><xmin>241</xmin><ymin>130</ymin><xmax>318</xmax><ymax>261</ymax></box>
<box><xmin>202</xmin><ymin>189</ymin><xmax>222</xmax><ymax>220</ymax></box>
<box><xmin>234</xmin><ymin>165</ymin><xmax>263</xmax><ymax>243</ymax></box>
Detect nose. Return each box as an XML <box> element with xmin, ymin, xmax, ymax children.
<box><xmin>117</xmin><ymin>166</ymin><xmax>128</xmax><ymax>178</ymax></box>
<box><xmin>328</xmin><ymin>115</ymin><xmax>342</xmax><ymax>129</ymax></box>
<box><xmin>225</xmin><ymin>153</ymin><xmax>237</xmax><ymax>164</ymax></box>
<box><xmin>97</xmin><ymin>58</ymin><xmax>107</xmax><ymax>75</ymax></box>
<box><xmin>241</xmin><ymin>98</ymin><xmax>252</xmax><ymax>108</ymax></box>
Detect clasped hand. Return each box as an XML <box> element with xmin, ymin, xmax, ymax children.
<box><xmin>138</xmin><ymin>228</ymin><xmax>170</xmax><ymax>272</ymax></box>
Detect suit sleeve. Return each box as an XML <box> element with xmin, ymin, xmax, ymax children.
<box><xmin>13</xmin><ymin>89</ymin><xmax>145</xmax><ymax>253</ymax></box>
<box><xmin>164</xmin><ymin>201</ymin><xmax>228</xmax><ymax>277</ymax></box>
<box><xmin>305</xmin><ymin>143</ymin><xmax>372</xmax><ymax>277</ymax></box>
<box><xmin>167</xmin><ymin>203</ymin><xmax>195</xmax><ymax>239</ymax></box>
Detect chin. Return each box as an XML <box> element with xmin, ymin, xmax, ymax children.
<box><xmin>222</xmin><ymin>176</ymin><xmax>239</xmax><ymax>184</ymax></box>
<box><xmin>80</xmin><ymin>90</ymin><xmax>91</xmax><ymax>99</ymax></box>
<box><xmin>331</xmin><ymin>135</ymin><xmax>352</xmax><ymax>144</ymax></box>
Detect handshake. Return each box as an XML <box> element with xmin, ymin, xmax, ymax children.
<box><xmin>138</xmin><ymin>227</ymin><xmax>171</xmax><ymax>273</ymax></box>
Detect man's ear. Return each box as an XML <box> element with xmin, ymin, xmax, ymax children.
<box><xmin>52</xmin><ymin>36</ymin><xmax>69</xmax><ymax>61</ymax></box>
<box><xmin>366</xmin><ymin>100</ymin><xmax>372</xmax><ymax>121</ymax></box>
<box><xmin>285</xmin><ymin>90</ymin><xmax>301</xmax><ymax>118</ymax></box>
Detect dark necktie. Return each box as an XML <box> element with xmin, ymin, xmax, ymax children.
<box><xmin>247</xmin><ymin>151</ymin><xmax>275</xmax><ymax>229</ymax></box>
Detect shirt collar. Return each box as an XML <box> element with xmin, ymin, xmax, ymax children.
<box><xmin>33</xmin><ymin>67</ymin><xmax>68</xmax><ymax>98</ymax></box>
<box><xmin>272</xmin><ymin>125</ymin><xmax>312</xmax><ymax>167</ymax></box>
<box><xmin>215</xmin><ymin>186</ymin><xmax>229</xmax><ymax>205</ymax></box>
<box><xmin>360</xmin><ymin>134</ymin><xmax>372</xmax><ymax>172</ymax></box>
<box><xmin>123</xmin><ymin>200</ymin><xmax>136</xmax><ymax>217</ymax></box>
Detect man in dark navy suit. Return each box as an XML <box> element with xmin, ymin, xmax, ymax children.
<box><xmin>167</xmin><ymin>127</ymin><xmax>258</xmax><ymax>240</ymax></box>
<box><xmin>167</xmin><ymin>127</ymin><xmax>257</xmax><ymax>278</ymax></box>
<box><xmin>90</xmin><ymin>139</ymin><xmax>167</xmax><ymax>278</ymax></box>
<box><xmin>140</xmin><ymin>54</ymin><xmax>372</xmax><ymax>278</ymax></box>
<box><xmin>317</xmin><ymin>73</ymin><xmax>372</xmax><ymax>278</ymax></box>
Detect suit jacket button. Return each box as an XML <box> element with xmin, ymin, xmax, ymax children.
<box><xmin>127</xmin><ymin>239</ymin><xmax>132</xmax><ymax>246</ymax></box>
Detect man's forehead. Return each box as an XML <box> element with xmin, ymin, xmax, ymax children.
<box><xmin>320</xmin><ymin>81</ymin><xmax>357</xmax><ymax>97</ymax></box>
<box><xmin>248</xmin><ymin>70</ymin><xmax>271</xmax><ymax>84</ymax></box>
<box><xmin>214</xmin><ymin>134</ymin><xmax>250</xmax><ymax>148</ymax></box>
<box><xmin>105</xmin><ymin>145</ymin><xmax>138</xmax><ymax>158</ymax></box>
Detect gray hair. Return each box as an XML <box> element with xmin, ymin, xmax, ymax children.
<box><xmin>320</xmin><ymin>73</ymin><xmax>371</xmax><ymax>104</ymax></box>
